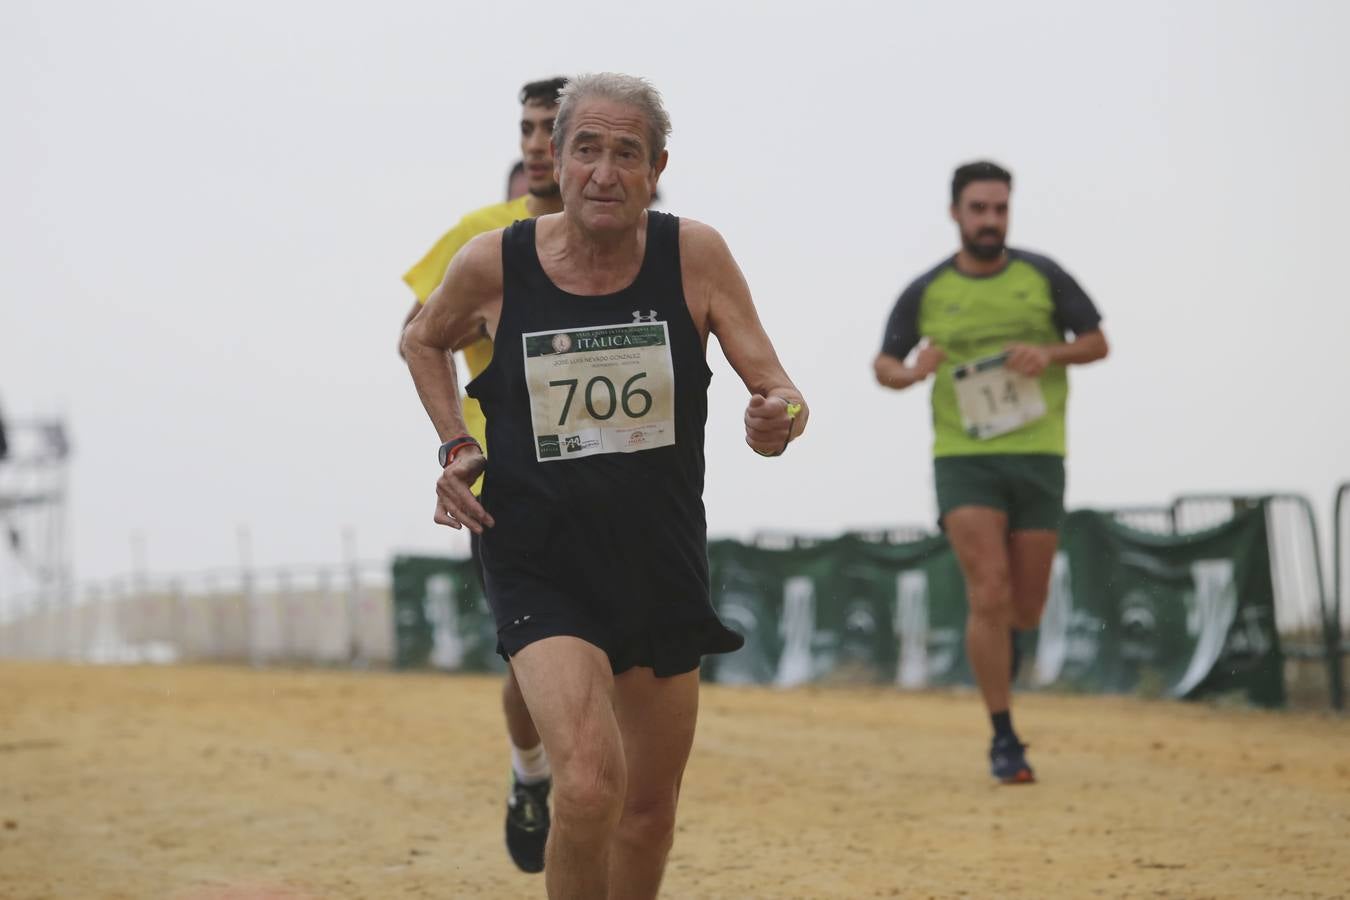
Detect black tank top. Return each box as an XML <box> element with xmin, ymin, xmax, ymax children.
<box><xmin>468</xmin><ymin>211</ymin><xmax>719</xmax><ymax>629</ymax></box>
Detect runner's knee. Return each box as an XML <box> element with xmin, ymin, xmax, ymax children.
<box><xmin>966</xmin><ymin>577</ymin><xmax>1013</xmax><ymax>623</ymax></box>
<box><xmin>551</xmin><ymin>743</ymin><xmax>626</xmax><ymax>832</ymax></box>
<box><xmin>963</xmin><ymin>560</ymin><xmax>1012</xmax><ymax>618</ymax></box>
<box><xmin>614</xmin><ymin>793</ymin><xmax>678</xmax><ymax>855</ymax></box>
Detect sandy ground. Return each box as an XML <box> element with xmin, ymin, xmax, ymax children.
<box><xmin>0</xmin><ymin>663</ymin><xmax>1347</xmax><ymax>899</ymax></box>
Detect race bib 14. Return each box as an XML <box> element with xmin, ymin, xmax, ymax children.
<box><xmin>952</xmin><ymin>351</ymin><xmax>1047</xmax><ymax>440</ymax></box>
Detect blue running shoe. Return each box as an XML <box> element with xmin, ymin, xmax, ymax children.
<box><xmin>505</xmin><ymin>776</ymin><xmax>550</xmax><ymax>873</ymax></box>
<box><xmin>990</xmin><ymin>734</ymin><xmax>1035</xmax><ymax>784</ymax></box>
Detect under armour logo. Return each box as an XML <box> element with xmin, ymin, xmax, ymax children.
<box><xmin>632</xmin><ymin>309</ymin><xmax>659</xmax><ymax>323</ymax></box>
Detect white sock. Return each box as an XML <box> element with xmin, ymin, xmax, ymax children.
<box><xmin>511</xmin><ymin>742</ymin><xmax>550</xmax><ymax>784</ymax></box>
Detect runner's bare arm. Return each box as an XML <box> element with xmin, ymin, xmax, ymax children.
<box><xmin>1005</xmin><ymin>328</ymin><xmax>1109</xmax><ymax>377</ymax></box>
<box><xmin>401</xmin><ymin>230</ymin><xmax>503</xmax><ymax>533</ymax></box>
<box><xmin>397</xmin><ymin>299</ymin><xmax>422</xmax><ymax>360</ymax></box>
<box><xmin>874</xmin><ymin>342</ymin><xmax>946</xmax><ymax>390</ymax></box>
<box><xmin>402</xmin><ymin>230</ymin><xmax>504</xmax><ymax>441</ymax></box>
<box><xmin>679</xmin><ymin>219</ymin><xmax>809</xmax><ymax>454</ymax></box>
<box><xmin>1047</xmin><ymin>328</ymin><xmax>1109</xmax><ymax>364</ymax></box>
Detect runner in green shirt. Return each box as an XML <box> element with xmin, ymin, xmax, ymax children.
<box><xmin>874</xmin><ymin>161</ymin><xmax>1110</xmax><ymax>784</ymax></box>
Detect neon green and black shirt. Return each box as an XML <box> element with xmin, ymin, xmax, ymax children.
<box><xmin>880</xmin><ymin>248</ymin><xmax>1102</xmax><ymax>458</ymax></box>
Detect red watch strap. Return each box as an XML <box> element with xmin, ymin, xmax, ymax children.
<box><xmin>446</xmin><ymin>438</ymin><xmax>481</xmax><ymax>465</ymax></box>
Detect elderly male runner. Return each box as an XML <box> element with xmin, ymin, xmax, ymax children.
<box><xmin>874</xmin><ymin>161</ymin><xmax>1108</xmax><ymax>784</ymax></box>
<box><xmin>403</xmin><ymin>73</ymin><xmax>808</xmax><ymax>899</ymax></box>
<box><xmin>399</xmin><ymin>77</ymin><xmax>566</xmax><ymax>873</ymax></box>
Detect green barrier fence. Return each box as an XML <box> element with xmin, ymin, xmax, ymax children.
<box><xmin>1117</xmin><ymin>493</ymin><xmax>1340</xmax><ymax>710</ymax></box>
<box><xmin>702</xmin><ymin>506</ymin><xmax>1283</xmax><ymax>706</ymax></box>
<box><xmin>390</xmin><ymin>555</ymin><xmax>504</xmax><ymax>673</ymax></box>
<box><xmin>392</xmin><ymin>493</ymin><xmax>1348</xmax><ymax>709</ymax></box>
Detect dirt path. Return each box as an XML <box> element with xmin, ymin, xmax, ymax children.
<box><xmin>1</xmin><ymin>663</ymin><xmax>1347</xmax><ymax>899</ymax></box>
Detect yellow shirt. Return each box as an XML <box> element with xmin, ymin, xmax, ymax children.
<box><xmin>403</xmin><ymin>195</ymin><xmax>532</xmax><ymax>491</ymax></box>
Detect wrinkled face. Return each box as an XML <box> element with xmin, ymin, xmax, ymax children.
<box><xmin>554</xmin><ymin>98</ymin><xmax>666</xmax><ymax>233</ymax></box>
<box><xmin>519</xmin><ymin>100</ymin><xmax>559</xmax><ymax>197</ymax></box>
<box><xmin>951</xmin><ymin>180</ymin><xmax>1010</xmax><ymax>261</ymax></box>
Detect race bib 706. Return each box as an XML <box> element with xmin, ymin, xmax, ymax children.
<box><xmin>522</xmin><ymin>322</ymin><xmax>676</xmax><ymax>462</ymax></box>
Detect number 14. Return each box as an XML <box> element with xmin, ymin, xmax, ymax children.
<box><xmin>980</xmin><ymin>379</ymin><xmax>1018</xmax><ymax>413</ymax></box>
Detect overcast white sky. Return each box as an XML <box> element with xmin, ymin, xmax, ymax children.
<box><xmin>2</xmin><ymin>0</ymin><xmax>1348</xmax><ymax>585</ymax></box>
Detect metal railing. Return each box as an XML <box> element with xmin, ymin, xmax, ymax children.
<box><xmin>1108</xmin><ymin>505</ymin><xmax>1178</xmax><ymax>535</ymax></box>
<box><xmin>0</xmin><ymin>561</ymin><xmax>394</xmax><ymax>667</ymax></box>
<box><xmin>1336</xmin><ymin>482</ymin><xmax>1350</xmax><ymax>634</ymax></box>
<box><xmin>1115</xmin><ymin>492</ymin><xmax>1342</xmax><ymax>710</ymax></box>
<box><xmin>1177</xmin><ymin>495</ymin><xmax>1328</xmax><ymax>637</ymax></box>
<box><xmin>1333</xmin><ymin>482</ymin><xmax>1350</xmax><ymax>704</ymax></box>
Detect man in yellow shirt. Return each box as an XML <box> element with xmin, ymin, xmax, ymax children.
<box><xmin>398</xmin><ymin>76</ymin><xmax>566</xmax><ymax>875</ymax></box>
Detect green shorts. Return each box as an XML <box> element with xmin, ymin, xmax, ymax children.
<box><xmin>934</xmin><ymin>453</ymin><xmax>1066</xmax><ymax>532</ymax></box>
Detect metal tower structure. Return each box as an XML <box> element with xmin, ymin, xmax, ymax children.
<box><xmin>0</xmin><ymin>410</ymin><xmax>72</xmax><ymax>615</ymax></box>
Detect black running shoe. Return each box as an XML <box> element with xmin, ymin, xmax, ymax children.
<box><xmin>989</xmin><ymin>734</ymin><xmax>1035</xmax><ymax>785</ymax></box>
<box><xmin>505</xmin><ymin>776</ymin><xmax>550</xmax><ymax>873</ymax></box>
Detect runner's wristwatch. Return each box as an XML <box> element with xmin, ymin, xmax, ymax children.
<box><xmin>438</xmin><ymin>435</ymin><xmax>482</xmax><ymax>467</ymax></box>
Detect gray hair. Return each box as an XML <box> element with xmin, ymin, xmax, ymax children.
<box><xmin>552</xmin><ymin>73</ymin><xmax>672</xmax><ymax>165</ymax></box>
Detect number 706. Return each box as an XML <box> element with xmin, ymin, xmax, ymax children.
<box><xmin>549</xmin><ymin>372</ymin><xmax>652</xmax><ymax>425</ymax></box>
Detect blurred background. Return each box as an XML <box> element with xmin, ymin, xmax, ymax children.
<box><xmin>1</xmin><ymin>1</ymin><xmax>1347</xmax><ymax>704</ymax></box>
